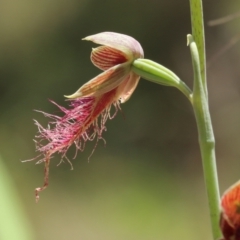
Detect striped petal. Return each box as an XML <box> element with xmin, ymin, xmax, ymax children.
<box><xmin>83</xmin><ymin>32</ymin><xmax>144</xmax><ymax>61</ymax></box>
<box><xmin>65</xmin><ymin>63</ymin><xmax>130</xmax><ymax>99</ymax></box>
<box><xmin>91</xmin><ymin>46</ymin><xmax>128</xmax><ymax>70</ymax></box>
<box><xmin>118</xmin><ymin>72</ymin><xmax>140</xmax><ymax>103</ymax></box>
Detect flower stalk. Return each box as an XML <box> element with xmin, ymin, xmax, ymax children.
<box><xmin>189</xmin><ymin>1</ymin><xmax>222</xmax><ymax>239</ymax></box>
<box><xmin>132</xmin><ymin>59</ymin><xmax>193</xmax><ymax>103</ymax></box>
<box><xmin>188</xmin><ymin>35</ymin><xmax>221</xmax><ymax>240</ymax></box>
<box><xmin>189</xmin><ymin>0</ymin><xmax>207</xmax><ymax>99</ymax></box>
<box><xmin>188</xmin><ymin>33</ymin><xmax>221</xmax><ymax>240</ymax></box>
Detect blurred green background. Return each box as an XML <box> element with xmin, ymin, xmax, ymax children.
<box><xmin>0</xmin><ymin>0</ymin><xmax>240</xmax><ymax>239</ymax></box>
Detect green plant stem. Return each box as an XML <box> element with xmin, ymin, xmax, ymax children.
<box><xmin>189</xmin><ymin>0</ymin><xmax>207</xmax><ymax>99</ymax></box>
<box><xmin>189</xmin><ymin>1</ymin><xmax>221</xmax><ymax>238</ymax></box>
<box><xmin>176</xmin><ymin>81</ymin><xmax>193</xmax><ymax>104</ymax></box>
<box><xmin>188</xmin><ymin>35</ymin><xmax>221</xmax><ymax>240</ymax></box>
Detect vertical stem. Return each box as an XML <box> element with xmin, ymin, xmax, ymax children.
<box><xmin>188</xmin><ymin>35</ymin><xmax>221</xmax><ymax>240</ymax></box>
<box><xmin>189</xmin><ymin>1</ymin><xmax>221</xmax><ymax>238</ymax></box>
<box><xmin>189</xmin><ymin>0</ymin><xmax>207</xmax><ymax>98</ymax></box>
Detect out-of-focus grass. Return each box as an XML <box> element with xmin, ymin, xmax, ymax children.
<box><xmin>0</xmin><ymin>155</ymin><xmax>35</xmax><ymax>240</ymax></box>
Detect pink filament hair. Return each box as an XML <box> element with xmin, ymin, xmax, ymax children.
<box><xmin>34</xmin><ymin>88</ymin><xmax>120</xmax><ymax>202</ymax></box>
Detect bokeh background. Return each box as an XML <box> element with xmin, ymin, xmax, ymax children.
<box><xmin>0</xmin><ymin>0</ymin><xmax>240</xmax><ymax>239</ymax></box>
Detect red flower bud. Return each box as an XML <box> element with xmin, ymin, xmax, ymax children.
<box><xmin>220</xmin><ymin>181</ymin><xmax>240</xmax><ymax>240</ymax></box>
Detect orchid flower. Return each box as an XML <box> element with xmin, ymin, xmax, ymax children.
<box><xmin>30</xmin><ymin>32</ymin><xmax>191</xmax><ymax>202</ymax></box>
<box><xmin>32</xmin><ymin>32</ymin><xmax>144</xmax><ymax>201</ymax></box>
<box><xmin>220</xmin><ymin>181</ymin><xmax>240</xmax><ymax>240</ymax></box>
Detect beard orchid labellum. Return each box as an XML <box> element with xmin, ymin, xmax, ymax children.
<box><xmin>31</xmin><ymin>32</ymin><xmax>144</xmax><ymax>201</ymax></box>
